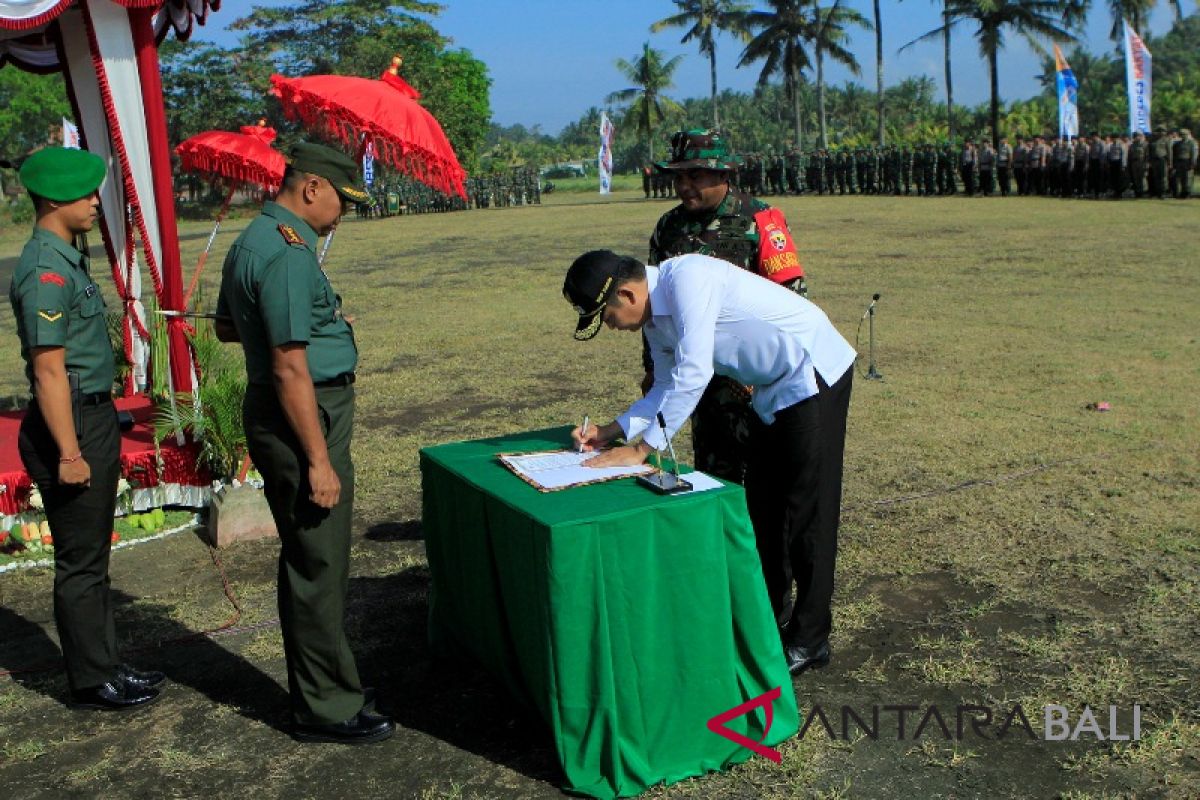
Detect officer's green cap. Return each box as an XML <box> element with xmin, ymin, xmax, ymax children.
<box><xmin>656</xmin><ymin>129</ymin><xmax>741</xmax><ymax>173</ymax></box>
<box><xmin>287</xmin><ymin>142</ymin><xmax>370</xmax><ymax>203</ymax></box>
<box><xmin>19</xmin><ymin>147</ymin><xmax>106</xmax><ymax>202</ymax></box>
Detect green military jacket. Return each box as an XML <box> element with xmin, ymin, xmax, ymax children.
<box><xmin>216</xmin><ymin>202</ymin><xmax>357</xmax><ymax>386</ymax></box>
<box><xmin>9</xmin><ymin>227</ymin><xmax>114</xmax><ymax>394</ymax></box>
<box><xmin>648</xmin><ymin>187</ymin><xmax>773</xmax><ymax>273</ymax></box>
<box><xmin>1173</xmin><ymin>136</ymin><xmax>1198</xmax><ymax>163</ymax></box>
<box><xmin>1149</xmin><ymin>135</ymin><xmax>1172</xmax><ymax>162</ymax></box>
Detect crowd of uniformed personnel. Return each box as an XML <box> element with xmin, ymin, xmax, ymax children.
<box><xmin>356</xmin><ymin>167</ymin><xmax>543</xmax><ymax>219</ymax></box>
<box><xmin>644</xmin><ymin>126</ymin><xmax>1197</xmax><ymax>201</ymax></box>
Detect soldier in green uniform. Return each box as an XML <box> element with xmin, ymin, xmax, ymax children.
<box><xmin>10</xmin><ymin>148</ymin><xmax>166</xmax><ymax>711</ymax></box>
<box><xmin>786</xmin><ymin>147</ymin><xmax>803</xmax><ymax>194</ymax></box>
<box><xmin>1148</xmin><ymin>126</ymin><xmax>1171</xmax><ymax>199</ymax></box>
<box><xmin>1171</xmin><ymin>129</ymin><xmax>1197</xmax><ymax>199</ymax></box>
<box><xmin>1127</xmin><ymin>131</ymin><xmax>1148</xmax><ymax>198</ymax></box>
<box><xmin>646</xmin><ymin>130</ymin><xmax>807</xmax><ymax>484</ymax></box>
<box><xmin>214</xmin><ymin>143</ymin><xmax>393</xmax><ymax>745</ymax></box>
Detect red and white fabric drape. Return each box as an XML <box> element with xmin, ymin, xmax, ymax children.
<box><xmin>1</xmin><ymin>0</ymin><xmax>218</xmax><ymax>395</ymax></box>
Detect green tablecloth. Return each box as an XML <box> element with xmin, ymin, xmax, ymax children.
<box><xmin>420</xmin><ymin>427</ymin><xmax>799</xmax><ymax>799</ymax></box>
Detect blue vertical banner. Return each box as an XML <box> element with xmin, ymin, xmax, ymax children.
<box><xmin>598</xmin><ymin>112</ymin><xmax>615</xmax><ymax>195</ymax></box>
<box><xmin>1054</xmin><ymin>44</ymin><xmax>1079</xmax><ymax>140</ymax></box>
<box><xmin>1123</xmin><ymin>20</ymin><xmax>1152</xmax><ymax>134</ymax></box>
<box><xmin>363</xmin><ymin>140</ymin><xmax>375</xmax><ymax>189</ymax></box>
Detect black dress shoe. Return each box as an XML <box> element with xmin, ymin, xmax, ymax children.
<box><xmin>785</xmin><ymin>640</ymin><xmax>831</xmax><ymax>676</ymax></box>
<box><xmin>118</xmin><ymin>663</ymin><xmax>166</xmax><ymax>689</ymax></box>
<box><xmin>292</xmin><ymin>709</ymin><xmax>395</xmax><ymax>745</ymax></box>
<box><xmin>69</xmin><ymin>679</ymin><xmax>161</xmax><ymax>711</ymax></box>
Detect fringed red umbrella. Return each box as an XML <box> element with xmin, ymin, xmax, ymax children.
<box><xmin>175</xmin><ymin>121</ymin><xmax>286</xmax><ymax>306</ymax></box>
<box><xmin>270</xmin><ymin>55</ymin><xmax>466</xmax><ymax>200</ymax></box>
<box><xmin>177</xmin><ymin>122</ymin><xmax>286</xmax><ymax>194</ymax></box>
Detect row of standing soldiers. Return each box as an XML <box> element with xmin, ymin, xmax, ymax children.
<box><xmin>466</xmin><ymin>167</ymin><xmax>542</xmax><ymax>209</ymax></box>
<box><xmin>356</xmin><ymin>168</ymin><xmax>544</xmax><ymax>218</ymax></box>
<box><xmin>992</xmin><ymin>129</ymin><xmax>1197</xmax><ymax>199</ymax></box>
<box><xmin>644</xmin><ymin>129</ymin><xmax>1197</xmax><ymax>200</ymax></box>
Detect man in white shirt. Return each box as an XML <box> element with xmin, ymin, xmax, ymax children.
<box><xmin>564</xmin><ymin>250</ymin><xmax>855</xmax><ymax>675</ymax></box>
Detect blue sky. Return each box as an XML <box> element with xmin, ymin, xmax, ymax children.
<box><xmin>193</xmin><ymin>1</ymin><xmax>1195</xmax><ymax>133</ymax></box>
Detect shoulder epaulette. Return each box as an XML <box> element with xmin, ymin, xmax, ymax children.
<box><xmin>277</xmin><ymin>224</ymin><xmax>306</xmax><ymax>247</ymax></box>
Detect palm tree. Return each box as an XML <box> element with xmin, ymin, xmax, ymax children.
<box><xmin>810</xmin><ymin>1</ymin><xmax>869</xmax><ymax>149</ymax></box>
<box><xmin>608</xmin><ymin>43</ymin><xmax>686</xmax><ymax>163</ymax></box>
<box><xmin>736</xmin><ymin>0</ymin><xmax>827</xmax><ymax>150</ymax></box>
<box><xmin>1087</xmin><ymin>0</ymin><xmax>1185</xmax><ymax>44</ymax></box>
<box><xmin>650</xmin><ymin>0</ymin><xmax>750</xmax><ymax>129</ymax></box>
<box><xmin>872</xmin><ymin>0</ymin><xmax>885</xmax><ymax>146</ymax></box>
<box><xmin>899</xmin><ymin>1</ymin><xmax>959</xmax><ymax>140</ymax></box>
<box><xmin>937</xmin><ymin>0</ymin><xmax>1081</xmax><ymax>150</ymax></box>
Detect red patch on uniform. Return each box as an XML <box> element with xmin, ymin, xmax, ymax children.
<box><xmin>277</xmin><ymin>224</ymin><xmax>305</xmax><ymax>246</ymax></box>
<box><xmin>753</xmin><ymin>208</ymin><xmax>804</xmax><ymax>284</ymax></box>
<box><xmin>39</xmin><ymin>272</ymin><xmax>66</xmax><ymax>287</ymax></box>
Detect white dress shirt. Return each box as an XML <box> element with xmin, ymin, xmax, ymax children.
<box><xmin>617</xmin><ymin>254</ymin><xmax>857</xmax><ymax>451</ymax></box>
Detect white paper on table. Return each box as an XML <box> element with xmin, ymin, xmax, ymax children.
<box><xmin>498</xmin><ymin>449</ymin><xmax>656</xmax><ymax>492</ymax></box>
<box><xmin>670</xmin><ymin>470</ymin><xmax>724</xmax><ymax>495</ymax></box>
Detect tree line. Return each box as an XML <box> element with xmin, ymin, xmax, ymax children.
<box><xmin>2</xmin><ymin>0</ymin><xmax>1197</xmax><ymax>183</ymax></box>
<box><xmin>526</xmin><ymin>1</ymin><xmax>1195</xmax><ymax>174</ymax></box>
<box><xmin>0</xmin><ymin>0</ymin><xmax>490</xmax><ymax>176</ymax></box>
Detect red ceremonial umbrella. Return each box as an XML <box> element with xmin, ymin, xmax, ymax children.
<box><xmin>175</xmin><ymin>121</ymin><xmax>286</xmax><ymax>306</ymax></box>
<box><xmin>270</xmin><ymin>56</ymin><xmax>467</xmax><ymax>200</ymax></box>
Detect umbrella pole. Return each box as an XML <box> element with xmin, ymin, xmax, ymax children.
<box><xmin>184</xmin><ymin>187</ymin><xmax>235</xmax><ymax>309</ymax></box>
<box><xmin>319</xmin><ymin>225</ymin><xmax>337</xmax><ymax>266</ymax></box>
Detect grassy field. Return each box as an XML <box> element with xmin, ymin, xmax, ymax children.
<box><xmin>1</xmin><ymin>190</ymin><xmax>1197</xmax><ymax>798</ymax></box>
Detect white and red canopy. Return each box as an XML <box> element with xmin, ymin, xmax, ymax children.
<box><xmin>1</xmin><ymin>0</ymin><xmax>219</xmax><ymax>395</ymax></box>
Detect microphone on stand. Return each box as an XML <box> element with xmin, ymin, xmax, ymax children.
<box><xmin>861</xmin><ymin>292</ymin><xmax>880</xmax><ymax>320</ymax></box>
<box><xmin>864</xmin><ymin>293</ymin><xmax>883</xmax><ymax>381</ymax></box>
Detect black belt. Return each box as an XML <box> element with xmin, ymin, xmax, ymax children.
<box><xmin>81</xmin><ymin>392</ymin><xmax>112</xmax><ymax>406</ymax></box>
<box><xmin>313</xmin><ymin>372</ymin><xmax>355</xmax><ymax>388</ymax></box>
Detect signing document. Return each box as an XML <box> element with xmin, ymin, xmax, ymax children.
<box><xmin>498</xmin><ymin>449</ymin><xmax>655</xmax><ymax>492</ymax></box>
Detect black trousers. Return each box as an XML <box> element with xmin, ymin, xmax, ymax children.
<box><xmin>18</xmin><ymin>401</ymin><xmax>121</xmax><ymax>691</ymax></box>
<box><xmin>1173</xmin><ymin>162</ymin><xmax>1194</xmax><ymax>198</ymax></box>
<box><xmin>745</xmin><ymin>368</ymin><xmax>852</xmax><ymax>650</ymax></box>
<box><xmin>1148</xmin><ymin>159</ymin><xmax>1168</xmax><ymax>197</ymax></box>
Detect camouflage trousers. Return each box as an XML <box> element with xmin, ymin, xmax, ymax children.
<box><xmin>691</xmin><ymin>377</ymin><xmax>757</xmax><ymax>485</ymax></box>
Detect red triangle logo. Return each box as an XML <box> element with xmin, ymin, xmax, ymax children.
<box><xmin>706</xmin><ymin>686</ymin><xmax>783</xmax><ymax>763</ymax></box>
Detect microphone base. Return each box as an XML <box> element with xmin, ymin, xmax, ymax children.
<box><xmin>865</xmin><ymin>366</ymin><xmax>884</xmax><ymax>381</ymax></box>
<box><xmin>637</xmin><ymin>472</ymin><xmax>693</xmax><ymax>495</ymax></box>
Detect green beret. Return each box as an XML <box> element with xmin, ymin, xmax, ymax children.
<box><xmin>19</xmin><ymin>147</ymin><xmax>106</xmax><ymax>202</ymax></box>
<box><xmin>287</xmin><ymin>142</ymin><xmax>369</xmax><ymax>203</ymax></box>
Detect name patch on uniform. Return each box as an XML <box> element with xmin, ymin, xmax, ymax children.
<box><xmin>753</xmin><ymin>208</ymin><xmax>804</xmax><ymax>284</ymax></box>
<box><xmin>40</xmin><ymin>273</ymin><xmax>66</xmax><ymax>287</ymax></box>
<box><xmin>38</xmin><ymin>310</ymin><xmax>63</xmax><ymax>323</ymax></box>
<box><xmin>277</xmin><ymin>224</ymin><xmax>306</xmax><ymax>246</ymax></box>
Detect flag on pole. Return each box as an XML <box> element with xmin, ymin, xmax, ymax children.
<box><xmin>598</xmin><ymin>112</ymin><xmax>615</xmax><ymax>195</ymax></box>
<box><xmin>1054</xmin><ymin>44</ymin><xmax>1079</xmax><ymax>140</ymax></box>
<box><xmin>362</xmin><ymin>140</ymin><xmax>375</xmax><ymax>190</ymax></box>
<box><xmin>1123</xmin><ymin>20</ymin><xmax>1152</xmax><ymax>134</ymax></box>
<box><xmin>62</xmin><ymin>117</ymin><xmax>81</xmax><ymax>149</ymax></box>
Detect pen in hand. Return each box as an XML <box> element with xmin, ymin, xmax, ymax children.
<box><xmin>578</xmin><ymin>415</ymin><xmax>590</xmax><ymax>453</ymax></box>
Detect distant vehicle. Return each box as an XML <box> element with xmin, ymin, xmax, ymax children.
<box><xmin>541</xmin><ymin>162</ymin><xmax>587</xmax><ymax>179</ymax></box>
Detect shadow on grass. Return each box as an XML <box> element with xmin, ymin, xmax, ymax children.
<box><xmin>362</xmin><ymin>519</ymin><xmax>424</xmax><ymax>542</ymax></box>
<box><xmin>0</xmin><ymin>578</ymin><xmax>289</xmax><ymax>731</ymax></box>
<box><xmin>346</xmin><ymin>568</ymin><xmax>563</xmax><ymax>787</ymax></box>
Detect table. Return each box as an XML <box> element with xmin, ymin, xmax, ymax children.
<box><xmin>420</xmin><ymin>427</ymin><xmax>798</xmax><ymax>799</ymax></box>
